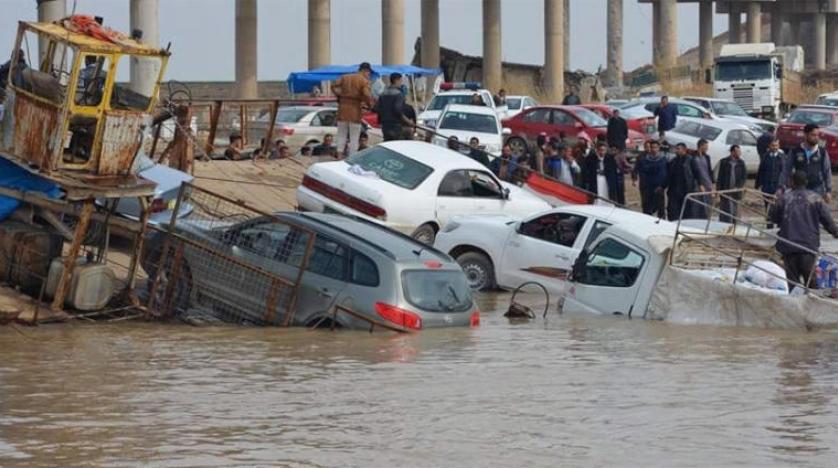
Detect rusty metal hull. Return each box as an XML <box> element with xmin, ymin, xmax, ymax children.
<box><xmin>98</xmin><ymin>111</ymin><xmax>144</xmax><ymax>175</ymax></box>
<box><xmin>1</xmin><ymin>89</ymin><xmax>64</xmax><ymax>171</ymax></box>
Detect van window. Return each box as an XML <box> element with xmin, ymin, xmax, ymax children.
<box><xmin>402</xmin><ymin>270</ymin><xmax>473</xmax><ymax>312</ymax></box>
<box><xmin>520</xmin><ymin>213</ymin><xmax>587</xmax><ymax>247</ymax></box>
<box><xmin>577</xmin><ymin>238</ymin><xmax>644</xmax><ymax>288</ymax></box>
<box><xmin>350</xmin><ymin>252</ymin><xmax>379</xmax><ymax>287</ymax></box>
<box><xmin>583</xmin><ymin>220</ymin><xmax>612</xmax><ymax>250</ymax></box>
<box><xmin>306</xmin><ymin>236</ymin><xmax>348</xmax><ymax>280</ymax></box>
<box><xmin>725</xmin><ymin>129</ymin><xmax>757</xmax><ymax>146</ymax></box>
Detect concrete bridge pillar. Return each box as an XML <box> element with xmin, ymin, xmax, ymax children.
<box><xmin>420</xmin><ymin>0</ymin><xmax>440</xmax><ymax>70</ymax></box>
<box><xmin>544</xmin><ymin>0</ymin><xmax>565</xmax><ymax>102</ymax></box>
<box><xmin>235</xmin><ymin>0</ymin><xmax>258</xmax><ymax>99</ymax></box>
<box><xmin>482</xmin><ymin>0</ymin><xmax>502</xmax><ymax>91</ymax></box>
<box><xmin>746</xmin><ymin>2</ymin><xmax>761</xmax><ymax>43</ymax></box>
<box><xmin>814</xmin><ymin>12</ymin><xmax>827</xmax><ymax>70</ymax></box>
<box><xmin>788</xmin><ymin>15</ymin><xmax>801</xmax><ymax>46</ymax></box>
<box><xmin>382</xmin><ymin>0</ymin><xmax>404</xmax><ymax>65</ymax></box>
<box><xmin>606</xmin><ymin>0</ymin><xmax>623</xmax><ymax>87</ymax></box>
<box><xmin>728</xmin><ymin>9</ymin><xmax>742</xmax><ymax>44</ymax></box>
<box><xmin>828</xmin><ymin>15</ymin><xmax>838</xmax><ymax>68</ymax></box>
<box><xmin>564</xmin><ymin>0</ymin><xmax>570</xmax><ymax>71</ymax></box>
<box><xmin>652</xmin><ymin>0</ymin><xmax>661</xmax><ymax>68</ymax></box>
<box><xmin>699</xmin><ymin>1</ymin><xmax>714</xmax><ymax>71</ymax></box>
<box><xmin>659</xmin><ymin>0</ymin><xmax>677</xmax><ymax>71</ymax></box>
<box><xmin>770</xmin><ymin>5</ymin><xmax>784</xmax><ymax>45</ymax></box>
<box><xmin>36</xmin><ymin>0</ymin><xmax>66</xmax><ymax>62</ymax></box>
<box><xmin>308</xmin><ymin>0</ymin><xmax>331</xmax><ymax>70</ymax></box>
<box><xmin>129</xmin><ymin>0</ymin><xmax>160</xmax><ymax>96</ymax></box>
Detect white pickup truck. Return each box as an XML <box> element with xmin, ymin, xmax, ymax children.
<box><xmin>417</xmin><ymin>86</ymin><xmax>507</xmax><ymax>130</ymax></box>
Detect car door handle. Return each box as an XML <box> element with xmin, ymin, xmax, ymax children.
<box><xmin>555</xmin><ymin>254</ymin><xmax>570</xmax><ymax>260</ymax></box>
<box><xmin>317</xmin><ymin>288</ymin><xmax>333</xmax><ymax>299</ymax></box>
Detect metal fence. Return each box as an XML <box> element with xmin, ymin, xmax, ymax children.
<box><xmin>140</xmin><ymin>183</ymin><xmax>317</xmax><ymax>325</ymax></box>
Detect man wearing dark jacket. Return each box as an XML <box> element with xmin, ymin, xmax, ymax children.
<box><xmin>582</xmin><ymin>142</ymin><xmax>620</xmax><ymax>203</ymax></box>
<box><xmin>717</xmin><ymin>145</ymin><xmax>747</xmax><ymax>223</ymax></box>
<box><xmin>654</xmin><ymin>96</ymin><xmax>678</xmax><ymax>139</ymax></box>
<box><xmin>667</xmin><ymin>143</ymin><xmax>695</xmax><ymax>221</ymax></box>
<box><xmin>562</xmin><ymin>87</ymin><xmax>581</xmax><ymax>105</ymax></box>
<box><xmin>687</xmin><ymin>138</ymin><xmax>714</xmax><ymax>219</ymax></box>
<box><xmin>635</xmin><ymin>140</ymin><xmax>668</xmax><ymax>218</ymax></box>
<box><xmin>780</xmin><ymin>124</ymin><xmax>833</xmax><ymax>202</ymax></box>
<box><xmin>755</xmin><ymin>138</ymin><xmax>787</xmax><ymax>228</ymax></box>
<box><xmin>606</xmin><ymin>109</ymin><xmax>629</xmax><ymax>152</ymax></box>
<box><xmin>770</xmin><ymin>171</ymin><xmax>838</xmax><ymax>291</ymax></box>
<box><xmin>374</xmin><ymin>73</ymin><xmax>413</xmax><ymax>141</ymax></box>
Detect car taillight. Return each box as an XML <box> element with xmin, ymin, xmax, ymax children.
<box><xmin>470</xmin><ymin>310</ymin><xmax>481</xmax><ymax>327</ymax></box>
<box><xmin>150</xmin><ymin>198</ymin><xmax>166</xmax><ymax>213</ymax></box>
<box><xmin>302</xmin><ymin>175</ymin><xmax>387</xmax><ymax>220</ymax></box>
<box><xmin>375</xmin><ymin>302</ymin><xmax>423</xmax><ymax>330</ymax></box>
<box><xmin>281</xmin><ymin>127</ymin><xmax>295</xmax><ymax>136</ymax></box>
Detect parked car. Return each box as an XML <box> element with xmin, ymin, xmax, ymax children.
<box><xmin>682</xmin><ymin>96</ymin><xmax>776</xmax><ymax>133</ymax></box>
<box><xmin>776</xmin><ymin>105</ymin><xmax>838</xmax><ymax>151</ymax></box>
<box><xmin>815</xmin><ymin>92</ymin><xmax>838</xmax><ymax>107</ymax></box>
<box><xmin>581</xmin><ymin>103</ymin><xmax>657</xmax><ymax>137</ymax></box>
<box><xmin>502</xmin><ymin>105</ymin><xmax>646</xmax><ymax>157</ymax></box>
<box><xmin>142</xmin><ymin>212</ymin><xmax>480</xmax><ymax>330</ymax></box>
<box><xmin>504</xmin><ymin>95</ymin><xmax>538</xmax><ymax>118</ymax></box>
<box><xmin>418</xmin><ymin>88</ymin><xmax>502</xmax><ymax>129</ymax></box>
<box><xmin>435</xmin><ymin>205</ymin><xmax>660</xmax><ymax>292</ymax></box>
<box><xmin>296</xmin><ymin>141</ymin><xmax>551</xmax><ymax>244</ymax></box>
<box><xmin>252</xmin><ymin>106</ymin><xmax>339</xmax><ymax>149</ymax></box>
<box><xmin>663</xmin><ymin>117</ymin><xmax>761</xmax><ymax>174</ymax></box>
<box><xmin>817</xmin><ymin>124</ymin><xmax>838</xmax><ymax>168</ymax></box>
<box><xmin>619</xmin><ymin>97</ymin><xmax>713</xmax><ymax>123</ymax></box>
<box><xmin>431</xmin><ymin>104</ymin><xmax>506</xmax><ymax>156</ymax></box>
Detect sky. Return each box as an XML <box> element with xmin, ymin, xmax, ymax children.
<box><xmin>1</xmin><ymin>0</ymin><xmax>732</xmax><ymax>81</ymax></box>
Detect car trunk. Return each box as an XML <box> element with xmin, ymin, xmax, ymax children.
<box><xmin>305</xmin><ymin>162</ymin><xmax>389</xmax><ymax>215</ymax></box>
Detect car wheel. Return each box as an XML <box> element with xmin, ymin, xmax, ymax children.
<box><xmin>507</xmin><ymin>137</ymin><xmax>528</xmax><ymax>158</ymax></box>
<box><xmin>457</xmin><ymin>251</ymin><xmax>496</xmax><ymax>291</ymax></box>
<box><xmin>412</xmin><ymin>223</ymin><xmax>437</xmax><ymax>245</ymax></box>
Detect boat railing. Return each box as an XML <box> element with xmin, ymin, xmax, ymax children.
<box><xmin>671</xmin><ymin>188</ymin><xmax>825</xmax><ymax>296</ymax></box>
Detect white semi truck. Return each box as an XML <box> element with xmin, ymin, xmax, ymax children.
<box><xmin>712</xmin><ymin>43</ymin><xmax>803</xmax><ymax>120</ymax></box>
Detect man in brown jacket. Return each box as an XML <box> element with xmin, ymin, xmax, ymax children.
<box><xmin>332</xmin><ymin>62</ymin><xmax>375</xmax><ymax>158</ymax></box>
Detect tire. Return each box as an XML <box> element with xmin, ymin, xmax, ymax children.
<box><xmin>411</xmin><ymin>223</ymin><xmax>437</xmax><ymax>245</ymax></box>
<box><xmin>456</xmin><ymin>251</ymin><xmax>496</xmax><ymax>291</ymax></box>
<box><xmin>507</xmin><ymin>137</ymin><xmax>528</xmax><ymax>158</ymax></box>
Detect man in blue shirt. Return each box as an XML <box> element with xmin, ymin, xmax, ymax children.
<box><xmin>654</xmin><ymin>96</ymin><xmax>678</xmax><ymax>140</ymax></box>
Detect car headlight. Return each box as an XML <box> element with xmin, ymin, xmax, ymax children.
<box><xmin>441</xmin><ymin>220</ymin><xmax>461</xmax><ymax>233</ymax></box>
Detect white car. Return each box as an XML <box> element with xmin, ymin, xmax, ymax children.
<box><xmin>435</xmin><ymin>205</ymin><xmax>664</xmax><ymax>292</ymax></box>
<box><xmin>662</xmin><ymin>117</ymin><xmax>761</xmax><ymax>174</ymax></box>
<box><xmin>431</xmin><ymin>104</ymin><xmax>506</xmax><ymax>156</ymax></box>
<box><xmin>504</xmin><ymin>95</ymin><xmax>538</xmax><ymax>118</ymax></box>
<box><xmin>815</xmin><ymin>92</ymin><xmax>838</xmax><ymax>107</ymax></box>
<box><xmin>683</xmin><ymin>96</ymin><xmax>776</xmax><ymax>133</ymax></box>
<box><xmin>296</xmin><ymin>141</ymin><xmax>550</xmax><ymax>244</ymax></box>
<box><xmin>252</xmin><ymin>106</ymin><xmax>338</xmax><ymax>149</ymax></box>
<box><xmin>418</xmin><ymin>89</ymin><xmax>505</xmax><ymax>129</ymax></box>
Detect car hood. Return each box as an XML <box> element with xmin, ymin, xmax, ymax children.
<box><xmin>418</xmin><ymin>110</ymin><xmax>442</xmax><ymax>123</ymax></box>
<box><xmin>720</xmin><ymin>115</ymin><xmax>774</xmax><ymax>131</ymax></box>
<box><xmin>434</xmin><ymin>129</ymin><xmax>502</xmax><ymax>145</ymax></box>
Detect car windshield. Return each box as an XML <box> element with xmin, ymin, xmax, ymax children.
<box><xmin>346</xmin><ymin>146</ymin><xmax>434</xmax><ymax>190</ymax></box>
<box><xmin>715</xmin><ymin>60</ymin><xmax>772</xmax><ymax>81</ymax></box>
<box><xmin>506</xmin><ymin>98</ymin><xmax>522</xmax><ymax>110</ymax></box>
<box><xmin>402</xmin><ymin>270</ymin><xmax>474</xmax><ymax>312</ymax></box>
<box><xmin>818</xmin><ymin>98</ymin><xmax>838</xmax><ymax>107</ymax></box>
<box><xmin>788</xmin><ymin>110</ymin><xmax>834</xmax><ymax>126</ymax></box>
<box><xmin>275</xmin><ymin>109</ymin><xmax>311</xmax><ymax>123</ymax></box>
<box><xmin>710</xmin><ymin>101</ymin><xmax>748</xmax><ymax>117</ymax></box>
<box><xmin>572</xmin><ymin>108</ymin><xmax>608</xmax><ymax>127</ymax></box>
<box><xmin>427</xmin><ymin>94</ymin><xmax>481</xmax><ymax>111</ymax></box>
<box><xmin>439</xmin><ymin>111</ymin><xmax>498</xmax><ymax>134</ymax></box>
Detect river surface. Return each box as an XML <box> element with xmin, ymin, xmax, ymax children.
<box><xmin>2</xmin><ymin>292</ymin><xmax>838</xmax><ymax>467</ymax></box>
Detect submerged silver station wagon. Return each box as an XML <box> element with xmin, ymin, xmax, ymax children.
<box><xmin>142</xmin><ymin>212</ymin><xmax>479</xmax><ymax>330</ymax></box>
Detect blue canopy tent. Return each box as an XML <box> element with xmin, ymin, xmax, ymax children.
<box><xmin>286</xmin><ymin>64</ymin><xmax>441</xmax><ymax>95</ymax></box>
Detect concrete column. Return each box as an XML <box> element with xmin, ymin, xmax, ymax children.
<box><xmin>814</xmin><ymin>12</ymin><xmax>827</xmax><ymax>70</ymax></box>
<box><xmin>771</xmin><ymin>6</ymin><xmax>784</xmax><ymax>45</ymax></box>
<box><xmin>482</xmin><ymin>0</ymin><xmax>502</xmax><ymax>91</ymax></box>
<box><xmin>606</xmin><ymin>0</ymin><xmax>623</xmax><ymax>87</ymax></box>
<box><xmin>308</xmin><ymin>0</ymin><xmax>331</xmax><ymax>70</ymax></box>
<box><xmin>659</xmin><ymin>0</ymin><xmax>677</xmax><ymax>71</ymax></box>
<box><xmin>828</xmin><ymin>15</ymin><xmax>838</xmax><ymax>68</ymax></box>
<box><xmin>789</xmin><ymin>16</ymin><xmax>801</xmax><ymax>46</ymax></box>
<box><xmin>563</xmin><ymin>0</ymin><xmax>570</xmax><ymax>71</ymax></box>
<box><xmin>382</xmin><ymin>0</ymin><xmax>404</xmax><ymax>65</ymax></box>
<box><xmin>746</xmin><ymin>2</ymin><xmax>761</xmax><ymax>43</ymax></box>
<box><xmin>420</xmin><ymin>0</ymin><xmax>440</xmax><ymax>70</ymax></box>
<box><xmin>699</xmin><ymin>1</ymin><xmax>714</xmax><ymax>71</ymax></box>
<box><xmin>544</xmin><ymin>0</ymin><xmax>564</xmax><ymax>102</ymax></box>
<box><xmin>36</xmin><ymin>0</ymin><xmax>66</xmax><ymax>62</ymax></box>
<box><xmin>652</xmin><ymin>0</ymin><xmax>661</xmax><ymax>68</ymax></box>
<box><xmin>728</xmin><ymin>11</ymin><xmax>742</xmax><ymax>44</ymax></box>
<box><xmin>235</xmin><ymin>0</ymin><xmax>258</xmax><ymax>99</ymax></box>
<box><xmin>129</xmin><ymin>0</ymin><xmax>160</xmax><ymax>96</ymax></box>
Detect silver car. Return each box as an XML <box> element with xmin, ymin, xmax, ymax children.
<box><xmin>252</xmin><ymin>106</ymin><xmax>338</xmax><ymax>149</ymax></box>
<box><xmin>141</xmin><ymin>212</ymin><xmax>479</xmax><ymax>330</ymax></box>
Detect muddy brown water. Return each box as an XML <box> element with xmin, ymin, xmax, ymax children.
<box><xmin>1</xmin><ymin>291</ymin><xmax>838</xmax><ymax>467</ymax></box>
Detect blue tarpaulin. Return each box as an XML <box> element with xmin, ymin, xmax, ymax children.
<box><xmin>0</xmin><ymin>156</ymin><xmax>63</xmax><ymax>221</ymax></box>
<box><xmin>287</xmin><ymin>64</ymin><xmax>441</xmax><ymax>94</ymax></box>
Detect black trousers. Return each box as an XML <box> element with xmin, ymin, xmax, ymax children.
<box><xmin>382</xmin><ymin>124</ymin><xmax>404</xmax><ymax>141</ymax></box>
<box><xmin>642</xmin><ymin>189</ymin><xmax>665</xmax><ymax>219</ymax></box>
<box><xmin>783</xmin><ymin>252</ymin><xmax>817</xmax><ymax>291</ymax></box>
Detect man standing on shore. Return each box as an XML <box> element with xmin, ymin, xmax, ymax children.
<box><xmin>654</xmin><ymin>96</ymin><xmax>678</xmax><ymax>140</ymax></box>
<box><xmin>717</xmin><ymin>145</ymin><xmax>747</xmax><ymax>223</ymax></box>
<box><xmin>687</xmin><ymin>138</ymin><xmax>714</xmax><ymax>219</ymax></box>
<box><xmin>333</xmin><ymin>62</ymin><xmax>375</xmax><ymax>158</ymax></box>
<box><xmin>374</xmin><ymin>73</ymin><xmax>413</xmax><ymax>141</ymax></box>
<box><xmin>667</xmin><ymin>143</ymin><xmax>694</xmax><ymax>221</ymax></box>
<box><xmin>781</xmin><ymin>124</ymin><xmax>832</xmax><ymax>203</ymax></box>
<box><xmin>606</xmin><ymin>109</ymin><xmax>628</xmax><ymax>154</ymax></box>
<box><xmin>635</xmin><ymin>139</ymin><xmax>668</xmax><ymax>218</ymax></box>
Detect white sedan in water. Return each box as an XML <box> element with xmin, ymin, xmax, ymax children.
<box><xmin>434</xmin><ymin>205</ymin><xmax>664</xmax><ymax>293</ymax></box>
<box><xmin>296</xmin><ymin>141</ymin><xmax>550</xmax><ymax>244</ymax></box>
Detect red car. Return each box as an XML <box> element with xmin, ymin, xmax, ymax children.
<box><xmin>581</xmin><ymin>104</ymin><xmax>657</xmax><ymax>139</ymax></box>
<box><xmin>818</xmin><ymin>125</ymin><xmax>838</xmax><ymax>168</ymax></box>
<box><xmin>776</xmin><ymin>105</ymin><xmax>838</xmax><ymax>152</ymax></box>
<box><xmin>502</xmin><ymin>105</ymin><xmax>647</xmax><ymax>157</ymax></box>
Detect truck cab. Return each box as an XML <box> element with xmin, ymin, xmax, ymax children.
<box><xmin>0</xmin><ymin>17</ymin><xmax>169</xmax><ymax>185</ymax></box>
<box><xmin>712</xmin><ymin>43</ymin><xmax>802</xmax><ymax>120</ymax></box>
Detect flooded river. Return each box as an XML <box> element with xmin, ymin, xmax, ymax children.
<box><xmin>2</xmin><ymin>292</ymin><xmax>838</xmax><ymax>467</ymax></box>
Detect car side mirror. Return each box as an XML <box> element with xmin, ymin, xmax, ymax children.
<box><xmin>502</xmin><ymin>127</ymin><xmax>512</xmax><ymax>136</ymax></box>
<box><xmin>502</xmin><ymin>187</ymin><xmax>511</xmax><ymax>200</ymax></box>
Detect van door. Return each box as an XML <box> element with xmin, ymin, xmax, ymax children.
<box><xmin>563</xmin><ymin>237</ymin><xmax>647</xmax><ymax>316</ymax></box>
